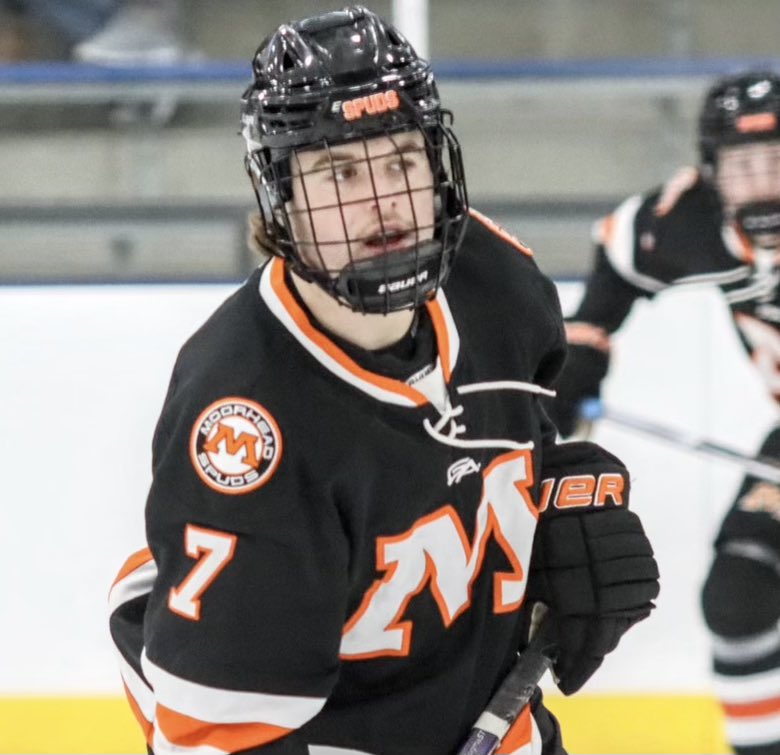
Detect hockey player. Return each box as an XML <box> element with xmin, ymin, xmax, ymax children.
<box><xmin>546</xmin><ymin>71</ymin><xmax>780</xmax><ymax>755</ymax></box>
<box><xmin>108</xmin><ymin>7</ymin><xmax>659</xmax><ymax>754</ymax></box>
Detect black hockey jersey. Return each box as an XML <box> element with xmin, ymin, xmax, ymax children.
<box><xmin>108</xmin><ymin>210</ymin><xmax>569</xmax><ymax>755</ymax></box>
<box><xmin>571</xmin><ymin>167</ymin><xmax>780</xmax><ymax>403</ymax></box>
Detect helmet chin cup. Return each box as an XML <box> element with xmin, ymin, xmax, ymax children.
<box><xmin>332</xmin><ymin>241</ymin><xmax>447</xmax><ymax>314</ymax></box>
<box><xmin>735</xmin><ymin>201</ymin><xmax>780</xmax><ymax>247</ymax></box>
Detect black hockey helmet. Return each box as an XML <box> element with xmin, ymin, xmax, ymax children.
<box><xmin>240</xmin><ymin>5</ymin><xmax>468</xmax><ymax>314</ymax></box>
<box><xmin>699</xmin><ymin>70</ymin><xmax>780</xmax><ymax>169</ymax></box>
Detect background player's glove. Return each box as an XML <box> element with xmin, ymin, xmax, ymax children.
<box><xmin>544</xmin><ymin>342</ymin><xmax>609</xmax><ymax>437</ymax></box>
<box><xmin>527</xmin><ymin>441</ymin><xmax>660</xmax><ymax>695</ymax></box>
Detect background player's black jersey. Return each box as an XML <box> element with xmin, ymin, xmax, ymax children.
<box><xmin>108</xmin><ymin>211</ymin><xmax>570</xmax><ymax>755</ymax></box>
<box><xmin>572</xmin><ymin>167</ymin><xmax>780</xmax><ymax>404</ymax></box>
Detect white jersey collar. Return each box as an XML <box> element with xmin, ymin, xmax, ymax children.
<box><xmin>259</xmin><ymin>258</ymin><xmax>460</xmax><ymax>407</ymax></box>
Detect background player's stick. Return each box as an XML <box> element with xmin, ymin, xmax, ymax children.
<box><xmin>455</xmin><ymin>618</ymin><xmax>556</xmax><ymax>755</ymax></box>
<box><xmin>580</xmin><ymin>399</ymin><xmax>780</xmax><ymax>484</ymax></box>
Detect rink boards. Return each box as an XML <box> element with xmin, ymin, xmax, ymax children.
<box><xmin>2</xmin><ymin>279</ymin><xmax>775</xmax><ymax>753</ymax></box>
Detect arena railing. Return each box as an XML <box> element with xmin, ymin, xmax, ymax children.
<box><xmin>0</xmin><ymin>56</ymin><xmax>778</xmax><ymax>284</ymax></box>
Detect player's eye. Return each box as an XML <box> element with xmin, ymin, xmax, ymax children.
<box><xmin>329</xmin><ymin>162</ymin><xmax>359</xmax><ymax>182</ymax></box>
<box><xmin>388</xmin><ymin>156</ymin><xmax>417</xmax><ymax>175</ymax></box>
<box><xmin>393</xmin><ymin>158</ymin><xmax>414</xmax><ymax>171</ymax></box>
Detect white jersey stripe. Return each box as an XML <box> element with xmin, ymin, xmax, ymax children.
<box><xmin>675</xmin><ymin>267</ymin><xmax>751</xmax><ymax>287</ymax></box>
<box><xmin>725</xmin><ymin>712</ymin><xmax>780</xmax><ymax>747</ymax></box>
<box><xmin>119</xmin><ymin>652</ymin><xmax>156</xmax><ymax>724</ymax></box>
<box><xmin>409</xmin><ymin>360</ymin><xmax>449</xmax><ymax>413</ymax></box>
<box><xmin>713</xmin><ymin>667</ymin><xmax>780</xmax><ymax>703</ymax></box>
<box><xmin>141</xmin><ymin>651</ymin><xmax>327</xmax><ymax>728</ymax></box>
<box><xmin>726</xmin><ymin>276</ymin><xmax>778</xmax><ymax>304</ymax></box>
<box><xmin>603</xmin><ymin>195</ymin><xmax>666</xmax><ymax>293</ymax></box>
<box><xmin>602</xmin><ymin>196</ymin><xmax>756</xmax><ymax>296</ymax></box>
<box><xmin>532</xmin><ymin>716</ymin><xmax>542</xmax><ymax>755</ymax></box>
<box><xmin>431</xmin><ymin>289</ymin><xmax>460</xmax><ymax>376</ymax></box>
<box><xmin>109</xmin><ymin>558</ymin><xmax>157</xmax><ymax>615</ymax></box>
<box><xmin>712</xmin><ymin>626</ymin><xmax>780</xmax><ymax>664</ymax></box>
<box><xmin>152</xmin><ymin>718</ymin><xmax>227</xmax><ymax>755</ymax></box>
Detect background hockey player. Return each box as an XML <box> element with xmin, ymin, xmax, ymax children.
<box><xmin>545</xmin><ymin>70</ymin><xmax>780</xmax><ymax>755</ymax></box>
<box><xmin>107</xmin><ymin>7</ymin><xmax>659</xmax><ymax>754</ymax></box>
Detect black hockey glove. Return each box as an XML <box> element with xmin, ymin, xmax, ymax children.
<box><xmin>544</xmin><ymin>342</ymin><xmax>609</xmax><ymax>438</ymax></box>
<box><xmin>527</xmin><ymin>441</ymin><xmax>660</xmax><ymax>695</ymax></box>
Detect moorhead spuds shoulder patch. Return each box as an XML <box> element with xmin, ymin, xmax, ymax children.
<box><xmin>189</xmin><ymin>396</ymin><xmax>283</xmax><ymax>495</ymax></box>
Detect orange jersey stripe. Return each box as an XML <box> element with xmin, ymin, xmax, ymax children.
<box><xmin>733</xmin><ymin>223</ymin><xmax>756</xmax><ymax>264</ymax></box>
<box><xmin>156</xmin><ymin>702</ymin><xmax>291</xmax><ymax>751</ymax></box>
<box><xmin>723</xmin><ymin>696</ymin><xmax>780</xmax><ymax>718</ymax></box>
<box><xmin>123</xmin><ymin>682</ymin><xmax>154</xmax><ymax>747</ymax></box>
<box><xmin>112</xmin><ymin>547</ymin><xmax>153</xmax><ymax>589</ymax></box>
<box><xmin>598</xmin><ymin>213</ymin><xmax>616</xmax><ymax>247</ymax></box>
<box><xmin>270</xmin><ymin>260</ymin><xmax>427</xmax><ymax>406</ymax></box>
<box><xmin>564</xmin><ymin>322</ymin><xmax>611</xmax><ymax>353</ymax></box>
<box><xmin>653</xmin><ymin>166</ymin><xmax>699</xmax><ymax>218</ymax></box>
<box><xmin>469</xmin><ymin>209</ymin><xmax>533</xmax><ymax>257</ymax></box>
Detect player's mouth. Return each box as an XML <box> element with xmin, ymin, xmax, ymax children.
<box><xmin>360</xmin><ymin>227</ymin><xmax>413</xmax><ymax>256</ymax></box>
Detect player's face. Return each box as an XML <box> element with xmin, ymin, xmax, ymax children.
<box><xmin>286</xmin><ymin>130</ymin><xmax>435</xmax><ymax>272</ymax></box>
<box><xmin>716</xmin><ymin>140</ymin><xmax>780</xmax><ymax>223</ymax></box>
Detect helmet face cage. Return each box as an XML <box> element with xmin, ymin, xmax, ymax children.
<box><xmin>241</xmin><ymin>6</ymin><xmax>468</xmax><ymax>313</ymax></box>
<box><xmin>250</xmin><ymin>119</ymin><xmax>467</xmax><ymax>313</ymax></box>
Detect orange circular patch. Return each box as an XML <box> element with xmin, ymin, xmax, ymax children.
<box><xmin>189</xmin><ymin>396</ymin><xmax>283</xmax><ymax>495</ymax></box>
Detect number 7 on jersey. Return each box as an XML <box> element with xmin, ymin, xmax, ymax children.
<box><xmin>168</xmin><ymin>524</ymin><xmax>237</xmax><ymax>620</ymax></box>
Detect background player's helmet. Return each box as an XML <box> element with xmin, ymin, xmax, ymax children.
<box><xmin>699</xmin><ymin>71</ymin><xmax>780</xmax><ymax>244</ymax></box>
<box><xmin>698</xmin><ymin>70</ymin><xmax>780</xmax><ymax>169</ymax></box>
<box><xmin>240</xmin><ymin>5</ymin><xmax>468</xmax><ymax>314</ymax></box>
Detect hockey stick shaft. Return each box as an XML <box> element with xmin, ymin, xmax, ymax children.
<box><xmin>580</xmin><ymin>399</ymin><xmax>780</xmax><ymax>484</ymax></box>
<box><xmin>455</xmin><ymin>620</ymin><xmax>555</xmax><ymax>755</ymax></box>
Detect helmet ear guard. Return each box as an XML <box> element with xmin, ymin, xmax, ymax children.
<box><xmin>239</xmin><ymin>5</ymin><xmax>468</xmax><ymax>314</ymax></box>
